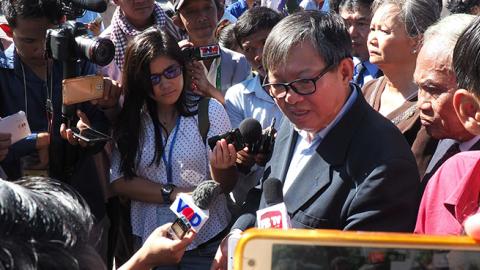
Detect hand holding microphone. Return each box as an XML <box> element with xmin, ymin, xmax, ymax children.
<box><xmin>168</xmin><ymin>180</ymin><xmax>223</xmax><ymax>239</ymax></box>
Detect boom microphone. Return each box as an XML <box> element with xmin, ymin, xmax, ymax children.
<box><xmin>207</xmin><ymin>118</ymin><xmax>262</xmax><ymax>151</ymax></box>
<box><xmin>256</xmin><ymin>178</ymin><xmax>291</xmax><ymax>229</ymax></box>
<box><xmin>168</xmin><ymin>180</ymin><xmax>223</xmax><ymax>239</ymax></box>
<box><xmin>69</xmin><ymin>0</ymin><xmax>107</xmax><ymax>12</ymax></box>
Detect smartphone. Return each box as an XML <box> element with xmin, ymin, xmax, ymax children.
<box><xmin>235</xmin><ymin>229</ymin><xmax>480</xmax><ymax>270</ymax></box>
<box><xmin>168</xmin><ymin>216</ymin><xmax>192</xmax><ymax>240</ymax></box>
<box><xmin>71</xmin><ymin>127</ymin><xmax>111</xmax><ymax>143</ymax></box>
<box><xmin>62</xmin><ymin>75</ymin><xmax>104</xmax><ymax>105</ymax></box>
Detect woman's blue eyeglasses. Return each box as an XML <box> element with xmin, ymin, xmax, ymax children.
<box><xmin>150</xmin><ymin>65</ymin><xmax>183</xmax><ymax>86</ymax></box>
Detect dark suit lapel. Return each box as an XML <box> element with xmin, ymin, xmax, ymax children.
<box><xmin>283</xmin><ymin>150</ymin><xmax>331</xmax><ymax>214</ymax></box>
<box><xmin>425</xmin><ymin>139</ymin><xmax>457</xmax><ymax>175</ymax></box>
<box><xmin>284</xmin><ymin>85</ymin><xmax>368</xmax><ymax>214</ymax></box>
<box><xmin>469</xmin><ymin>138</ymin><xmax>480</xmax><ymax>150</ymax></box>
<box><xmin>266</xmin><ymin>119</ymin><xmax>298</xmax><ymax>182</ymax></box>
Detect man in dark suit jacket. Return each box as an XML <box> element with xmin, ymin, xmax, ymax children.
<box><xmin>211</xmin><ymin>11</ymin><xmax>420</xmax><ymax>269</ymax></box>
<box><xmin>257</xmin><ymin>11</ymin><xmax>420</xmax><ymax>232</ymax></box>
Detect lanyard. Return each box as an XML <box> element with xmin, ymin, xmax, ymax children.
<box><xmin>162</xmin><ymin>117</ymin><xmax>181</xmax><ymax>184</ymax></box>
<box><xmin>215</xmin><ymin>63</ymin><xmax>222</xmax><ymax>90</ymax></box>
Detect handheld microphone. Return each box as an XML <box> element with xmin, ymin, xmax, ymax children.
<box><xmin>68</xmin><ymin>0</ymin><xmax>108</xmax><ymax>13</ymax></box>
<box><xmin>168</xmin><ymin>180</ymin><xmax>223</xmax><ymax>239</ymax></box>
<box><xmin>256</xmin><ymin>178</ymin><xmax>291</xmax><ymax>229</ymax></box>
<box><xmin>207</xmin><ymin>118</ymin><xmax>262</xmax><ymax>151</ymax></box>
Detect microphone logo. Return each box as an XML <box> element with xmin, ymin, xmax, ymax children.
<box><xmin>259</xmin><ymin>210</ymin><xmax>283</xmax><ymax>228</ymax></box>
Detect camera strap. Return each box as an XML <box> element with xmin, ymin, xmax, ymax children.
<box><xmin>162</xmin><ymin>117</ymin><xmax>181</xmax><ymax>184</ymax></box>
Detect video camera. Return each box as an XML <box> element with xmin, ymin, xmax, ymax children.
<box><xmin>208</xmin><ymin>118</ymin><xmax>277</xmax><ymax>156</ymax></box>
<box><xmin>181</xmin><ymin>44</ymin><xmax>221</xmax><ymax>61</ymax></box>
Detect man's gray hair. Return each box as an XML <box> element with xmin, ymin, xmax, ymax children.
<box><xmin>372</xmin><ymin>0</ymin><xmax>440</xmax><ymax>38</ymax></box>
<box><xmin>263</xmin><ymin>11</ymin><xmax>352</xmax><ymax>73</ymax></box>
<box><xmin>423</xmin><ymin>14</ymin><xmax>475</xmax><ymax>53</ymax></box>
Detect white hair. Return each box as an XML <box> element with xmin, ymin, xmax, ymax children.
<box><xmin>423</xmin><ymin>13</ymin><xmax>476</xmax><ymax>51</ymax></box>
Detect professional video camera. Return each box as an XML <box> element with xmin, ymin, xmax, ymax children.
<box><xmin>46</xmin><ymin>0</ymin><xmax>114</xmax><ymax>67</ymax></box>
<box><xmin>45</xmin><ymin>0</ymin><xmax>114</xmax><ymax>126</ymax></box>
<box><xmin>44</xmin><ymin>0</ymin><xmax>114</xmax><ymax>179</ymax></box>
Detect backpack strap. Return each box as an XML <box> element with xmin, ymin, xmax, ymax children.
<box><xmin>198</xmin><ymin>97</ymin><xmax>210</xmax><ymax>145</ymax></box>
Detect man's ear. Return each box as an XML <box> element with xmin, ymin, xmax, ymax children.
<box><xmin>453</xmin><ymin>89</ymin><xmax>480</xmax><ymax>136</ymax></box>
<box><xmin>338</xmin><ymin>58</ymin><xmax>354</xmax><ymax>85</ymax></box>
<box><xmin>172</xmin><ymin>14</ymin><xmax>185</xmax><ymax>30</ymax></box>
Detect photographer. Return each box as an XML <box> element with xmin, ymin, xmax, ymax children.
<box><xmin>172</xmin><ymin>0</ymin><xmax>251</xmax><ymax>104</ymax></box>
<box><xmin>224</xmin><ymin>7</ymin><xmax>283</xmax><ymax>206</ymax></box>
<box><xmin>0</xmin><ymin>0</ymin><xmax>110</xmax><ymax>255</ymax></box>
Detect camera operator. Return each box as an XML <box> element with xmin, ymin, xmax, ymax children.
<box><xmin>172</xmin><ymin>0</ymin><xmax>251</xmax><ymax>104</ymax></box>
<box><xmin>0</xmin><ymin>0</ymin><xmax>110</xmax><ymax>257</ymax></box>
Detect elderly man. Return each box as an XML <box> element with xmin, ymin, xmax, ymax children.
<box><xmin>415</xmin><ymin>14</ymin><xmax>480</xmax><ymax>235</ymax></box>
<box><xmin>415</xmin><ymin>14</ymin><xmax>478</xmax><ymax>183</ymax></box>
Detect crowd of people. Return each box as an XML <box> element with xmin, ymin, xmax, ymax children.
<box><xmin>1</xmin><ymin>0</ymin><xmax>480</xmax><ymax>269</ymax></box>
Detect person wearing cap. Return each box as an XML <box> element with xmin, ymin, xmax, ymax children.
<box><xmin>99</xmin><ymin>0</ymin><xmax>182</xmax><ymax>82</ymax></box>
<box><xmin>173</xmin><ymin>0</ymin><xmax>251</xmax><ymax>104</ymax></box>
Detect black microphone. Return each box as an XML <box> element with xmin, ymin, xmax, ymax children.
<box><xmin>231</xmin><ymin>213</ymin><xmax>256</xmax><ymax>231</ymax></box>
<box><xmin>168</xmin><ymin>180</ymin><xmax>223</xmax><ymax>239</ymax></box>
<box><xmin>264</xmin><ymin>178</ymin><xmax>284</xmax><ymax>207</ymax></box>
<box><xmin>69</xmin><ymin>0</ymin><xmax>107</xmax><ymax>12</ymax></box>
<box><xmin>207</xmin><ymin>118</ymin><xmax>262</xmax><ymax>151</ymax></box>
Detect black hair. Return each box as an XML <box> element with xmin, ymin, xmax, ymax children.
<box><xmin>1</xmin><ymin>0</ymin><xmax>63</xmax><ymax>29</ymax></box>
<box><xmin>115</xmin><ymin>28</ymin><xmax>198</xmax><ymax>178</ymax></box>
<box><xmin>447</xmin><ymin>0</ymin><xmax>480</xmax><ymax>14</ymax></box>
<box><xmin>453</xmin><ymin>16</ymin><xmax>480</xmax><ymax>97</ymax></box>
<box><xmin>339</xmin><ymin>0</ymin><xmax>374</xmax><ymax>12</ymax></box>
<box><xmin>0</xmin><ymin>177</ymin><xmax>104</xmax><ymax>270</ymax></box>
<box><xmin>233</xmin><ymin>7</ymin><xmax>283</xmax><ymax>49</ymax></box>
<box><xmin>216</xmin><ymin>21</ymin><xmax>239</xmax><ymax>51</ymax></box>
<box><xmin>263</xmin><ymin>11</ymin><xmax>352</xmax><ymax>72</ymax></box>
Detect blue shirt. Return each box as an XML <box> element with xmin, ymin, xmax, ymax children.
<box><xmin>0</xmin><ymin>46</ymin><xmax>108</xmax><ymax>218</ymax></box>
<box><xmin>283</xmin><ymin>85</ymin><xmax>358</xmax><ymax>193</ymax></box>
<box><xmin>353</xmin><ymin>57</ymin><xmax>382</xmax><ymax>88</ymax></box>
<box><xmin>227</xmin><ymin>0</ymin><xmax>248</xmax><ymax>18</ymax></box>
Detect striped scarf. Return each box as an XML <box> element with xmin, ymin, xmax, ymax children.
<box><xmin>110</xmin><ymin>3</ymin><xmax>167</xmax><ymax>71</ymax></box>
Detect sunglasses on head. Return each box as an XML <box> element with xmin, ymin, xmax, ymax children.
<box><xmin>150</xmin><ymin>65</ymin><xmax>182</xmax><ymax>86</ymax></box>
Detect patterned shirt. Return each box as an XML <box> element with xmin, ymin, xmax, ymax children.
<box><xmin>110</xmin><ymin>99</ymin><xmax>232</xmax><ymax>249</ymax></box>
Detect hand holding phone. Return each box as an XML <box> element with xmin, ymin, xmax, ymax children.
<box><xmin>71</xmin><ymin>127</ymin><xmax>111</xmax><ymax>144</ymax></box>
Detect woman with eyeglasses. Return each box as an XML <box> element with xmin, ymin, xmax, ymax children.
<box><xmin>362</xmin><ymin>0</ymin><xmax>440</xmax><ymax>177</ymax></box>
<box><xmin>109</xmin><ymin>28</ymin><xmax>238</xmax><ymax>268</ymax></box>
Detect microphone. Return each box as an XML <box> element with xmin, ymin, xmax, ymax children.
<box><xmin>69</xmin><ymin>0</ymin><xmax>107</xmax><ymax>12</ymax></box>
<box><xmin>207</xmin><ymin>118</ymin><xmax>262</xmax><ymax>151</ymax></box>
<box><xmin>168</xmin><ymin>180</ymin><xmax>223</xmax><ymax>239</ymax></box>
<box><xmin>256</xmin><ymin>178</ymin><xmax>291</xmax><ymax>229</ymax></box>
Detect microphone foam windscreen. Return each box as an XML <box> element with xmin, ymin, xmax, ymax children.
<box><xmin>263</xmin><ymin>178</ymin><xmax>283</xmax><ymax>206</ymax></box>
<box><xmin>239</xmin><ymin>118</ymin><xmax>262</xmax><ymax>145</ymax></box>
<box><xmin>192</xmin><ymin>180</ymin><xmax>223</xmax><ymax>210</ymax></box>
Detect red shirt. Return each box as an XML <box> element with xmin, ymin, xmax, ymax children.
<box><xmin>415</xmin><ymin>151</ymin><xmax>480</xmax><ymax>235</ymax></box>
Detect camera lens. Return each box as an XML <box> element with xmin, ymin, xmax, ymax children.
<box><xmin>75</xmin><ymin>36</ymin><xmax>115</xmax><ymax>66</ymax></box>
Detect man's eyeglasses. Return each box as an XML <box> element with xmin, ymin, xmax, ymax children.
<box><xmin>262</xmin><ymin>64</ymin><xmax>333</xmax><ymax>99</ymax></box>
<box><xmin>150</xmin><ymin>65</ymin><xmax>182</xmax><ymax>86</ymax></box>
